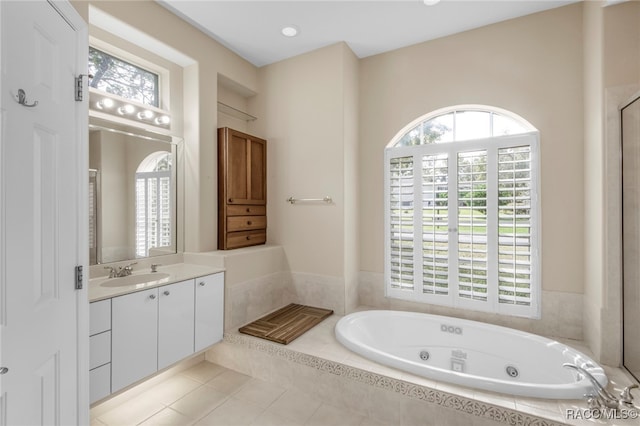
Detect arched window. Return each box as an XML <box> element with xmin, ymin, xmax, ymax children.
<box><xmin>385</xmin><ymin>105</ymin><xmax>540</xmax><ymax>318</ymax></box>
<box><xmin>135</xmin><ymin>151</ymin><xmax>172</xmax><ymax>258</ymax></box>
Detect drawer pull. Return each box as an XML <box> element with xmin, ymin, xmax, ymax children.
<box><xmin>247</xmin><ymin>221</ymin><xmax>252</xmax><ymax>225</ymax></box>
<box><xmin>199</xmin><ymin>282</ymin><xmax>205</xmax><ymax>287</ymax></box>
<box><xmin>163</xmin><ymin>290</ymin><xmax>170</xmax><ymax>296</ymax></box>
<box><xmin>246</xmin><ymin>236</ymin><xmax>251</xmax><ymax>241</ymax></box>
<box><xmin>246</xmin><ymin>208</ymin><xmax>250</xmax><ymax>213</ymax></box>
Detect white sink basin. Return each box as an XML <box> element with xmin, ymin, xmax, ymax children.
<box><xmin>99</xmin><ymin>273</ymin><xmax>171</xmax><ymax>288</ymax></box>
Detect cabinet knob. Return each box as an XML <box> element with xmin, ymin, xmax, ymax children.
<box><xmin>149</xmin><ymin>294</ymin><xmax>156</xmax><ymax>300</ymax></box>
<box><xmin>199</xmin><ymin>282</ymin><xmax>206</xmax><ymax>287</ymax></box>
<box><xmin>246</xmin><ymin>208</ymin><xmax>250</xmax><ymax>213</ymax></box>
<box><xmin>228</xmin><ymin>198</ymin><xmax>233</xmax><ymax>203</ymax></box>
<box><xmin>163</xmin><ymin>290</ymin><xmax>170</xmax><ymax>296</ymax></box>
<box><xmin>0</xmin><ymin>367</ymin><xmax>8</xmax><ymax>375</ymax></box>
<box><xmin>246</xmin><ymin>236</ymin><xmax>251</xmax><ymax>241</ymax></box>
<box><xmin>247</xmin><ymin>221</ymin><xmax>252</xmax><ymax>225</ymax></box>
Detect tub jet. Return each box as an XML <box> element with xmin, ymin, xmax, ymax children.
<box><xmin>506</xmin><ymin>365</ymin><xmax>519</xmax><ymax>378</ymax></box>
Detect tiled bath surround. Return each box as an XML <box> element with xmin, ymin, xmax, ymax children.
<box><xmin>358</xmin><ymin>271</ymin><xmax>584</xmax><ymax>341</ymax></box>
<box><xmin>206</xmin><ymin>313</ymin><xmax>638</xmax><ymax>426</ymax></box>
<box><xmin>185</xmin><ymin>243</ymin><xmax>584</xmax><ymax>341</ymax></box>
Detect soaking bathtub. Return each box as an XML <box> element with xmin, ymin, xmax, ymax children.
<box><xmin>335</xmin><ymin>310</ymin><xmax>607</xmax><ymax>399</ymax></box>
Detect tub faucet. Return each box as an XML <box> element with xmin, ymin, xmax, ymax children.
<box><xmin>563</xmin><ymin>363</ymin><xmax>636</xmax><ymax>410</ymax></box>
<box><xmin>620</xmin><ymin>383</ymin><xmax>639</xmax><ymax>406</ymax></box>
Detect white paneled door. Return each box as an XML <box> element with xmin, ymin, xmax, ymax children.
<box><xmin>0</xmin><ymin>1</ymin><xmax>88</xmax><ymax>425</ymax></box>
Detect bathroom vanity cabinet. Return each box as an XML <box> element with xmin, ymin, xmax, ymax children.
<box><xmin>111</xmin><ymin>287</ymin><xmax>159</xmax><ymax>392</ymax></box>
<box><xmin>194</xmin><ymin>273</ymin><xmax>224</xmax><ymax>351</ymax></box>
<box><xmin>89</xmin><ymin>272</ymin><xmax>224</xmax><ymax>403</ymax></box>
<box><xmin>89</xmin><ymin>299</ymin><xmax>112</xmax><ymax>403</ymax></box>
<box><xmin>218</xmin><ymin>127</ymin><xmax>267</xmax><ymax>249</ymax></box>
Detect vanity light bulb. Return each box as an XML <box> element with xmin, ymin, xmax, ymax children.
<box><xmin>137</xmin><ymin>110</ymin><xmax>154</xmax><ymax>120</ymax></box>
<box><xmin>155</xmin><ymin>115</ymin><xmax>170</xmax><ymax>125</ymax></box>
<box><xmin>118</xmin><ymin>104</ymin><xmax>135</xmax><ymax>115</ymax></box>
<box><xmin>96</xmin><ymin>98</ymin><xmax>114</xmax><ymax>109</ymax></box>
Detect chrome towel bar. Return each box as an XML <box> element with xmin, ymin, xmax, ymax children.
<box><xmin>286</xmin><ymin>196</ymin><xmax>332</xmax><ymax>204</ymax></box>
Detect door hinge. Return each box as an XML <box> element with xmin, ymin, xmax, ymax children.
<box><xmin>75</xmin><ymin>74</ymin><xmax>93</xmax><ymax>102</ymax></box>
<box><xmin>75</xmin><ymin>76</ymin><xmax>84</xmax><ymax>101</ymax></box>
<box><xmin>75</xmin><ymin>265</ymin><xmax>83</xmax><ymax>290</ymax></box>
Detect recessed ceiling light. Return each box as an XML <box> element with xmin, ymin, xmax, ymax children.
<box><xmin>281</xmin><ymin>26</ymin><xmax>299</xmax><ymax>37</ymax></box>
<box><xmin>423</xmin><ymin>0</ymin><xmax>441</xmax><ymax>5</ymax></box>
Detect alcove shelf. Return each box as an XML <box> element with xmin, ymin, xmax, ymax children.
<box><xmin>217</xmin><ymin>101</ymin><xmax>257</xmax><ymax>122</ymax></box>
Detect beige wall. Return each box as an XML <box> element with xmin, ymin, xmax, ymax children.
<box><xmin>74</xmin><ymin>0</ymin><xmax>640</xmax><ymax>356</ymax></box>
<box><xmin>603</xmin><ymin>1</ymin><xmax>640</xmax><ymax>88</ymax></box>
<box><xmin>247</xmin><ymin>43</ymin><xmax>359</xmax><ymax>314</ymax></box>
<box><xmin>583</xmin><ymin>0</ymin><xmax>606</xmax><ymax>362</ymax></box>
<box><xmin>359</xmin><ymin>4</ymin><xmax>585</xmax><ymax>297</ymax></box>
<box><xmin>343</xmin><ymin>47</ymin><xmax>360</xmax><ymax>313</ymax></box>
<box><xmin>249</xmin><ymin>43</ymin><xmax>349</xmax><ymax>277</ymax></box>
<box><xmin>75</xmin><ymin>0</ymin><xmax>258</xmax><ymax>255</ymax></box>
<box><xmin>585</xmin><ymin>0</ymin><xmax>640</xmax><ymax>364</ymax></box>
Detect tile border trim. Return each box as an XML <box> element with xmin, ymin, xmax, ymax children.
<box><xmin>223</xmin><ymin>332</ymin><xmax>567</xmax><ymax>426</ymax></box>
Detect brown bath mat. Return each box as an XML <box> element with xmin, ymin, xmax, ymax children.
<box><xmin>239</xmin><ymin>303</ymin><xmax>333</xmax><ymax>345</ymax></box>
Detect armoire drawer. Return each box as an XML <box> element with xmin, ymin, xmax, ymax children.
<box><xmin>227</xmin><ymin>205</ymin><xmax>266</xmax><ymax>216</ymax></box>
<box><xmin>227</xmin><ymin>215</ymin><xmax>267</xmax><ymax>232</ymax></box>
<box><xmin>226</xmin><ymin>230</ymin><xmax>266</xmax><ymax>249</ymax></box>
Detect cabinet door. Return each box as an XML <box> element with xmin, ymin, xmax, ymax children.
<box><xmin>194</xmin><ymin>273</ymin><xmax>225</xmax><ymax>352</ymax></box>
<box><xmin>89</xmin><ymin>299</ymin><xmax>111</xmax><ymax>336</ymax></box>
<box><xmin>111</xmin><ymin>288</ymin><xmax>158</xmax><ymax>392</ymax></box>
<box><xmin>220</xmin><ymin>128</ymin><xmax>267</xmax><ymax>205</ymax></box>
<box><xmin>158</xmin><ymin>280</ymin><xmax>195</xmax><ymax>369</ymax></box>
<box><xmin>226</xmin><ymin>131</ymin><xmax>249</xmax><ymax>203</ymax></box>
<box><xmin>249</xmin><ymin>138</ymin><xmax>266</xmax><ymax>204</ymax></box>
<box><xmin>89</xmin><ymin>364</ymin><xmax>111</xmax><ymax>404</ymax></box>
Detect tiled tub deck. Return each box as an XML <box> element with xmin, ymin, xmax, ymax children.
<box><xmin>207</xmin><ymin>312</ymin><xmax>639</xmax><ymax>426</ymax></box>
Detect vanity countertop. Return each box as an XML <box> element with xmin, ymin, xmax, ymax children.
<box><xmin>89</xmin><ymin>263</ymin><xmax>225</xmax><ymax>302</ymax></box>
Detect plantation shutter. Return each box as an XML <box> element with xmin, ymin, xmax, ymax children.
<box><xmin>457</xmin><ymin>150</ymin><xmax>488</xmax><ymax>302</ymax></box>
<box><xmin>135</xmin><ymin>177</ymin><xmax>148</xmax><ymax>257</ymax></box>
<box><xmin>385</xmin><ymin>133</ymin><xmax>539</xmax><ymax>318</ymax></box>
<box><xmin>422</xmin><ymin>154</ymin><xmax>449</xmax><ymax>295</ymax></box>
<box><xmin>159</xmin><ymin>176</ymin><xmax>172</xmax><ymax>248</ymax></box>
<box><xmin>389</xmin><ymin>156</ymin><xmax>415</xmax><ymax>290</ymax></box>
<box><xmin>135</xmin><ymin>171</ymin><xmax>171</xmax><ymax>257</ymax></box>
<box><xmin>497</xmin><ymin>146</ymin><xmax>533</xmax><ymax>306</ymax></box>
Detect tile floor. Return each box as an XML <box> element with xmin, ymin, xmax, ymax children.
<box><xmin>90</xmin><ymin>361</ymin><xmax>386</xmax><ymax>426</ymax></box>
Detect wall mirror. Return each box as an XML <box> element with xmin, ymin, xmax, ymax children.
<box><xmin>89</xmin><ymin>117</ymin><xmax>181</xmax><ymax>265</ymax></box>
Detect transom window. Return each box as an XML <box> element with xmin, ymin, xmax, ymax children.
<box><xmin>384</xmin><ymin>106</ymin><xmax>540</xmax><ymax>318</ymax></box>
<box><xmin>89</xmin><ymin>47</ymin><xmax>159</xmax><ymax>107</ymax></box>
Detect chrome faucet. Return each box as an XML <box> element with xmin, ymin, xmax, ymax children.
<box><xmin>117</xmin><ymin>262</ymin><xmax>137</xmax><ymax>277</ymax></box>
<box><xmin>104</xmin><ymin>266</ymin><xmax>118</xmax><ymax>278</ymax></box>
<box><xmin>563</xmin><ymin>363</ymin><xmax>637</xmax><ymax>411</ymax></box>
<box><xmin>103</xmin><ymin>262</ymin><xmax>137</xmax><ymax>278</ymax></box>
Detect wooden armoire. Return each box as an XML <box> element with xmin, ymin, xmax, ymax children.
<box><xmin>217</xmin><ymin>127</ymin><xmax>267</xmax><ymax>249</ymax></box>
